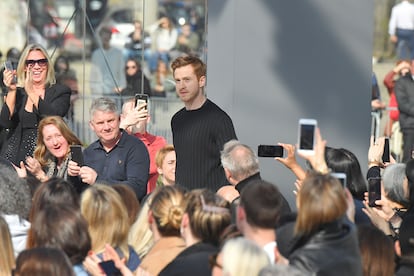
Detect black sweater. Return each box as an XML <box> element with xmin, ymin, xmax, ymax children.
<box><xmin>171</xmin><ymin>99</ymin><xmax>237</xmax><ymax>191</ymax></box>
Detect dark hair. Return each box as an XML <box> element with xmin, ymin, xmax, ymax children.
<box><xmin>399</xmin><ymin>214</ymin><xmax>414</xmax><ymax>256</ymax></box>
<box><xmin>27</xmin><ymin>177</ymin><xmax>79</xmax><ymax>248</ymax></box>
<box><xmin>325</xmin><ymin>147</ymin><xmax>367</xmax><ymax>200</ymax></box>
<box><xmin>239</xmin><ymin>180</ymin><xmax>283</xmax><ymax>229</ymax></box>
<box><xmin>357</xmin><ymin>224</ymin><xmax>395</xmax><ymax>276</ymax></box>
<box><xmin>14</xmin><ymin>247</ymin><xmax>75</xmax><ymax>276</ymax></box>
<box><xmin>30</xmin><ymin>204</ymin><xmax>91</xmax><ymax>265</ymax></box>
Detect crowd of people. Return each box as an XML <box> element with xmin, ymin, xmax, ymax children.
<box><xmin>1</xmin><ymin>42</ymin><xmax>414</xmax><ymax>276</ymax></box>
<box><xmin>89</xmin><ymin>16</ymin><xmax>202</xmax><ymax>102</ymax></box>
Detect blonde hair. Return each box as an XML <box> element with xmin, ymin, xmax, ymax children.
<box><xmin>34</xmin><ymin>116</ymin><xmax>82</xmax><ymax>166</ymax></box>
<box><xmin>0</xmin><ymin>216</ymin><xmax>15</xmax><ymax>275</ymax></box>
<box><xmin>295</xmin><ymin>172</ymin><xmax>347</xmax><ymax>236</ymax></box>
<box><xmin>155</xmin><ymin>144</ymin><xmax>175</xmax><ymax>168</ymax></box>
<box><xmin>222</xmin><ymin>237</ymin><xmax>270</xmax><ymax>276</ymax></box>
<box><xmin>150</xmin><ymin>186</ymin><xmax>185</xmax><ymax>237</ymax></box>
<box><xmin>16</xmin><ymin>44</ymin><xmax>56</xmax><ymax>87</ymax></box>
<box><xmin>129</xmin><ymin>194</ymin><xmax>154</xmax><ymax>259</ymax></box>
<box><xmin>81</xmin><ymin>184</ymin><xmax>130</xmax><ymax>259</ymax></box>
<box><xmin>185</xmin><ymin>189</ymin><xmax>231</xmax><ymax>246</ymax></box>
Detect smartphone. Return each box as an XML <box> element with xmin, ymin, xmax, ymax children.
<box><xmin>382</xmin><ymin>137</ymin><xmax>390</xmax><ymax>163</ymax></box>
<box><xmin>368</xmin><ymin>177</ymin><xmax>381</xmax><ymax>207</ymax></box>
<box><xmin>135</xmin><ymin>93</ymin><xmax>148</xmax><ymax>110</ymax></box>
<box><xmin>258</xmin><ymin>145</ymin><xmax>284</xmax><ymax>157</ymax></box>
<box><xmin>298</xmin><ymin>118</ymin><xmax>317</xmax><ymax>155</ymax></box>
<box><xmin>69</xmin><ymin>145</ymin><xmax>83</xmax><ymax>166</ymax></box>
<box><xmin>99</xmin><ymin>260</ymin><xmax>121</xmax><ymax>276</ymax></box>
<box><xmin>4</xmin><ymin>60</ymin><xmax>16</xmax><ymax>84</ymax></box>
<box><xmin>331</xmin><ymin>172</ymin><xmax>347</xmax><ymax>188</ymax></box>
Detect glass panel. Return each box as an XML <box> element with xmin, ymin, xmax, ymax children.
<box><xmin>0</xmin><ymin>0</ymin><xmax>207</xmax><ymax>145</ymax></box>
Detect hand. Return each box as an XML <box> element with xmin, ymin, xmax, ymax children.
<box><xmin>13</xmin><ymin>161</ymin><xmax>27</xmax><ymax>178</ymax></box>
<box><xmin>275</xmin><ymin>143</ymin><xmax>306</xmax><ymax>181</ymax></box>
<box><xmin>362</xmin><ymin>199</ymin><xmax>392</xmax><ymax>235</ymax></box>
<box><xmin>83</xmin><ymin>252</ymin><xmax>105</xmax><ymax>276</ymax></box>
<box><xmin>3</xmin><ymin>68</ymin><xmax>17</xmax><ymax>90</ymax></box>
<box><xmin>368</xmin><ymin>136</ymin><xmax>384</xmax><ymax>167</ymax></box>
<box><xmin>120</xmin><ymin>104</ymin><xmax>148</xmax><ymax>130</ymax></box>
<box><xmin>298</xmin><ymin>128</ymin><xmax>328</xmax><ymax>174</ymax></box>
<box><xmin>103</xmin><ymin>244</ymin><xmax>133</xmax><ymax>276</ymax></box>
<box><xmin>25</xmin><ymin>156</ymin><xmax>44</xmax><ymax>178</ymax></box>
<box><xmin>390</xmin><ymin>35</ymin><xmax>398</xmax><ymax>44</ymax></box>
<box><xmin>79</xmin><ymin>166</ymin><xmax>98</xmax><ymax>185</ymax></box>
<box><xmin>363</xmin><ymin>191</ymin><xmax>394</xmax><ymax>221</ymax></box>
<box><xmin>67</xmin><ymin>160</ymin><xmax>81</xmax><ymax>176</ymax></box>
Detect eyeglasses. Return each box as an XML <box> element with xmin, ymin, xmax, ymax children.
<box><xmin>25</xmin><ymin>58</ymin><xmax>48</xmax><ymax>67</ymax></box>
<box><xmin>208</xmin><ymin>252</ymin><xmax>222</xmax><ymax>270</ymax></box>
<box><xmin>125</xmin><ymin>66</ymin><xmax>137</xmax><ymax>70</ymax></box>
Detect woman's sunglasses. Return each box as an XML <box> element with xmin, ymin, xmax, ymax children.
<box><xmin>25</xmin><ymin>58</ymin><xmax>48</xmax><ymax>67</ymax></box>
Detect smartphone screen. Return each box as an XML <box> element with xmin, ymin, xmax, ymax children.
<box><xmin>331</xmin><ymin>172</ymin><xmax>347</xmax><ymax>188</ymax></box>
<box><xmin>382</xmin><ymin>138</ymin><xmax>390</xmax><ymax>163</ymax></box>
<box><xmin>135</xmin><ymin>93</ymin><xmax>148</xmax><ymax>109</ymax></box>
<box><xmin>298</xmin><ymin>119</ymin><xmax>317</xmax><ymax>154</ymax></box>
<box><xmin>257</xmin><ymin>145</ymin><xmax>284</xmax><ymax>157</ymax></box>
<box><xmin>368</xmin><ymin>177</ymin><xmax>381</xmax><ymax>207</ymax></box>
<box><xmin>70</xmin><ymin>145</ymin><xmax>83</xmax><ymax>166</ymax></box>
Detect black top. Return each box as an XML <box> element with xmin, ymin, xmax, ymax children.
<box><xmin>288</xmin><ymin>219</ymin><xmax>363</xmax><ymax>276</ymax></box>
<box><xmin>83</xmin><ymin>130</ymin><xmax>150</xmax><ymax>201</ymax></box>
<box><xmin>159</xmin><ymin>242</ymin><xmax>217</xmax><ymax>276</ymax></box>
<box><xmin>122</xmin><ymin>71</ymin><xmax>151</xmax><ymax>97</ymax></box>
<box><xmin>171</xmin><ymin>99</ymin><xmax>237</xmax><ymax>192</ymax></box>
<box><xmin>0</xmin><ymin>84</ymin><xmax>71</xmax><ymax>165</ymax></box>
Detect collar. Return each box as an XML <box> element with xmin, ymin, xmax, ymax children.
<box><xmin>235</xmin><ymin>172</ymin><xmax>261</xmax><ymax>193</ymax></box>
<box><xmin>92</xmin><ymin>129</ymin><xmax>126</xmax><ymax>151</ymax></box>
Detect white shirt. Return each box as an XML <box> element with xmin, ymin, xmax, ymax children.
<box><xmin>388</xmin><ymin>0</ymin><xmax>414</xmax><ymax>35</ymax></box>
<box><xmin>2</xmin><ymin>214</ymin><xmax>30</xmax><ymax>257</ymax></box>
<box><xmin>263</xmin><ymin>241</ymin><xmax>277</xmax><ymax>263</ymax></box>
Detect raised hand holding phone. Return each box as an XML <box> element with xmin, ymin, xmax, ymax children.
<box><xmin>4</xmin><ymin>60</ymin><xmax>16</xmax><ymax>84</ymax></box>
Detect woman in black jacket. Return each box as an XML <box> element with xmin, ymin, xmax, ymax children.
<box><xmin>287</xmin><ymin>172</ymin><xmax>363</xmax><ymax>276</ymax></box>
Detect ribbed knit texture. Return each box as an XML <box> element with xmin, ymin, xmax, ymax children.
<box><xmin>171</xmin><ymin>99</ymin><xmax>237</xmax><ymax>191</ymax></box>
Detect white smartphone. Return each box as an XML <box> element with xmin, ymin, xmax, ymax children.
<box><xmin>331</xmin><ymin>172</ymin><xmax>347</xmax><ymax>188</ymax></box>
<box><xmin>297</xmin><ymin>118</ymin><xmax>317</xmax><ymax>155</ymax></box>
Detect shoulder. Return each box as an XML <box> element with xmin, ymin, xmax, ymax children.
<box><xmin>48</xmin><ymin>83</ymin><xmax>71</xmax><ymax>94</ymax></box>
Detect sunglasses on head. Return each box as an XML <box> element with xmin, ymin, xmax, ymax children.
<box><xmin>25</xmin><ymin>58</ymin><xmax>48</xmax><ymax>67</ymax></box>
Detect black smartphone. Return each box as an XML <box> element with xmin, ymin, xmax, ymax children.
<box><xmin>331</xmin><ymin>172</ymin><xmax>347</xmax><ymax>188</ymax></box>
<box><xmin>69</xmin><ymin>145</ymin><xmax>83</xmax><ymax>166</ymax></box>
<box><xmin>4</xmin><ymin>60</ymin><xmax>17</xmax><ymax>84</ymax></box>
<box><xmin>99</xmin><ymin>260</ymin><xmax>121</xmax><ymax>276</ymax></box>
<box><xmin>258</xmin><ymin>145</ymin><xmax>284</xmax><ymax>157</ymax></box>
<box><xmin>368</xmin><ymin>177</ymin><xmax>381</xmax><ymax>207</ymax></box>
<box><xmin>298</xmin><ymin>118</ymin><xmax>317</xmax><ymax>155</ymax></box>
<box><xmin>382</xmin><ymin>137</ymin><xmax>390</xmax><ymax>163</ymax></box>
<box><xmin>135</xmin><ymin>93</ymin><xmax>148</xmax><ymax>110</ymax></box>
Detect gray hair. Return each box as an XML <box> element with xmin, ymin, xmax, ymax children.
<box><xmin>90</xmin><ymin>97</ymin><xmax>119</xmax><ymax>118</ymax></box>
<box><xmin>259</xmin><ymin>264</ymin><xmax>303</xmax><ymax>276</ymax></box>
<box><xmin>382</xmin><ymin>163</ymin><xmax>410</xmax><ymax>207</ymax></box>
<box><xmin>220</xmin><ymin>140</ymin><xmax>259</xmax><ymax>181</ymax></box>
<box><xmin>0</xmin><ymin>165</ymin><xmax>31</xmax><ymax>219</ymax></box>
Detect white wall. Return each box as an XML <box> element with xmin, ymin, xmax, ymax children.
<box><xmin>207</xmin><ymin>0</ymin><xmax>374</xmax><ymax>208</ymax></box>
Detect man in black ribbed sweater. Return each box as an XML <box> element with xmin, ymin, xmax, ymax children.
<box><xmin>170</xmin><ymin>56</ymin><xmax>237</xmax><ymax>192</ymax></box>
